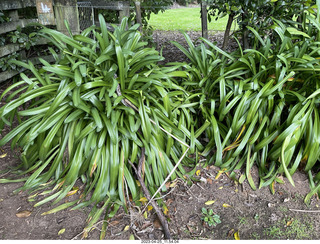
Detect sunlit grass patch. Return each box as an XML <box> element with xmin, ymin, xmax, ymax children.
<box><xmin>148</xmin><ymin>7</ymin><xmax>237</xmax><ymax>31</ymax></box>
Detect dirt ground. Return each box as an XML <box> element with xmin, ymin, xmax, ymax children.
<box><xmin>1</xmin><ymin>30</ymin><xmax>320</xmax><ymax>241</ymax></box>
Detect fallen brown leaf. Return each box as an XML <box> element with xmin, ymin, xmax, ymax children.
<box><xmin>16</xmin><ymin>210</ymin><xmax>32</xmax><ymax>218</ymax></box>
<box><xmin>166</xmin><ymin>199</ymin><xmax>174</xmax><ymax>205</ymax></box>
<box><xmin>165</xmin><ymin>182</ymin><xmax>171</xmax><ymax>189</ymax></box>
<box><xmin>153</xmin><ymin>218</ymin><xmax>162</xmax><ymax>229</ymax></box>
<box><xmin>228</xmin><ymin>229</ymin><xmax>235</xmax><ymax>237</ymax></box>
<box><xmin>109</xmin><ymin>220</ymin><xmax>120</xmax><ymax>226</ymax></box>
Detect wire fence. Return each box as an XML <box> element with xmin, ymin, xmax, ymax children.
<box><xmin>75</xmin><ymin>1</ymin><xmax>202</xmax><ymax>32</ymax></box>
<box><xmin>78</xmin><ymin>1</ymin><xmax>94</xmax><ymax>31</ymax></box>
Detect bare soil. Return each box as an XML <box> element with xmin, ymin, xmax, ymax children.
<box><xmin>0</xmin><ymin>30</ymin><xmax>320</xmax><ymax>241</ymax></box>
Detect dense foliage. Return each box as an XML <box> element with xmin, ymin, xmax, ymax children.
<box><xmin>207</xmin><ymin>0</ymin><xmax>316</xmax><ymax>48</ymax></box>
<box><xmin>172</xmin><ymin>1</ymin><xmax>320</xmax><ymax>203</ymax></box>
<box><xmin>0</xmin><ymin>9</ymin><xmax>49</xmax><ymax>72</ymax></box>
<box><xmin>2</xmin><ymin>0</ymin><xmax>320</xmax><ymax>239</ymax></box>
<box><xmin>0</xmin><ymin>15</ymin><xmax>199</xmax><ymax>238</ymax></box>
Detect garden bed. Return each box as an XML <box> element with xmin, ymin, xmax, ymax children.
<box><xmin>0</xmin><ymin>30</ymin><xmax>320</xmax><ymax>240</ymax></box>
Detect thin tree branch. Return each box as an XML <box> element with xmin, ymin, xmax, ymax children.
<box><xmin>289</xmin><ymin>209</ymin><xmax>320</xmax><ymax>213</ymax></box>
<box><xmin>135</xmin><ymin>148</ymin><xmax>172</xmax><ymax>240</ymax></box>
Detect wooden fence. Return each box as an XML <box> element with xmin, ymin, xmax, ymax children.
<box><xmin>0</xmin><ymin>0</ymin><xmax>130</xmax><ymax>83</ymax></box>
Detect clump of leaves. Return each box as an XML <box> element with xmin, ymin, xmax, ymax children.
<box><xmin>0</xmin><ymin>11</ymin><xmax>10</xmax><ymax>24</ymax></box>
<box><xmin>201</xmin><ymin>208</ymin><xmax>221</xmax><ymax>227</ymax></box>
<box><xmin>173</xmin><ymin>2</ymin><xmax>320</xmax><ymax>203</ymax></box>
<box><xmin>0</xmin><ymin>15</ymin><xmax>197</xmax><ymax>238</ymax></box>
<box><xmin>0</xmin><ymin>52</ymin><xmax>19</xmax><ymax>72</ymax></box>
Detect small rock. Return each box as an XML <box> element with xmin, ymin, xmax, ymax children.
<box><xmin>268</xmin><ymin>203</ymin><xmax>275</xmax><ymax>208</ymax></box>
<box><xmin>270</xmin><ymin>213</ymin><xmax>279</xmax><ymax>222</ymax></box>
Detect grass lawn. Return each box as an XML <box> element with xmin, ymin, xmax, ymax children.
<box><xmin>148</xmin><ymin>7</ymin><xmax>237</xmax><ymax>31</ymax></box>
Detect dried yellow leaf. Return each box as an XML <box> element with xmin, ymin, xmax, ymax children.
<box><xmin>270</xmin><ymin>181</ymin><xmax>276</xmax><ymax>195</ymax></box>
<box><xmin>169</xmin><ymin>181</ymin><xmax>178</xmax><ymax>188</ymax></box>
<box><xmin>239</xmin><ymin>174</ymin><xmax>246</xmax><ymax>183</ymax></box>
<box><xmin>234</xmin><ymin>230</ymin><xmax>240</xmax><ymax>240</ymax></box>
<box><xmin>58</xmin><ymin>228</ymin><xmax>65</xmax><ymax>235</ymax></box>
<box><xmin>163</xmin><ymin>206</ymin><xmax>169</xmax><ymax>215</ymax></box>
<box><xmin>147</xmin><ymin>205</ymin><xmax>153</xmax><ymax>211</ymax></box>
<box><xmin>90</xmin><ymin>163</ymin><xmax>97</xmax><ymax>177</ymax></box>
<box><xmin>205</xmin><ymin>200</ymin><xmax>215</xmax><ymax>205</ymax></box>
<box><xmin>66</xmin><ymin>187</ymin><xmax>79</xmax><ymax>197</ymax></box>
<box><xmin>143</xmin><ymin>211</ymin><xmax>148</xmax><ymax>219</ymax></box>
<box><xmin>138</xmin><ymin>197</ymin><xmax>148</xmax><ymax>204</ymax></box>
<box><xmin>123</xmin><ymin>225</ymin><xmax>130</xmax><ymax>232</ymax></box>
<box><xmin>0</xmin><ymin>153</ymin><xmax>7</xmax><ymax>158</ymax></box>
<box><xmin>219</xmin><ymin>186</ymin><xmax>223</xmax><ymax>190</ymax></box>
<box><xmin>286</xmin><ymin>219</ymin><xmax>293</xmax><ymax>227</ymax></box>
<box><xmin>223</xmin><ymin>203</ymin><xmax>232</xmax><ymax>208</ymax></box>
<box><xmin>215</xmin><ymin>168</ymin><xmax>227</xmax><ymax>180</ymax></box>
<box><xmin>16</xmin><ymin>210</ymin><xmax>32</xmax><ymax>218</ymax></box>
<box><xmin>196</xmin><ymin>170</ymin><xmax>201</xmax><ymax>176</ymax></box>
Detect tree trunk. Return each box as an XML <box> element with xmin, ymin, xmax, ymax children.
<box><xmin>222</xmin><ymin>13</ymin><xmax>234</xmax><ymax>50</ymax></box>
<box><xmin>242</xmin><ymin>12</ymin><xmax>249</xmax><ymax>50</ymax></box>
<box><xmin>200</xmin><ymin>0</ymin><xmax>208</xmax><ymax>39</ymax></box>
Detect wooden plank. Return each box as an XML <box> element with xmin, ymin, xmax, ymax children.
<box><xmin>0</xmin><ymin>70</ymin><xmax>20</xmax><ymax>82</ymax></box>
<box><xmin>7</xmin><ymin>10</ymin><xmax>19</xmax><ymax>21</ymax></box>
<box><xmin>36</xmin><ymin>0</ymin><xmax>55</xmax><ymax>25</ymax></box>
<box><xmin>0</xmin><ymin>0</ymin><xmax>36</xmax><ymax>11</ymax></box>
<box><xmin>54</xmin><ymin>0</ymin><xmax>80</xmax><ymax>35</ymax></box>
<box><xmin>30</xmin><ymin>54</ymin><xmax>56</xmax><ymax>64</ymax></box>
<box><xmin>0</xmin><ymin>19</ymin><xmax>38</xmax><ymax>35</ymax></box>
<box><xmin>0</xmin><ymin>44</ymin><xmax>21</xmax><ymax>58</ymax></box>
<box><xmin>91</xmin><ymin>0</ymin><xmax>130</xmax><ymax>10</ymax></box>
<box><xmin>119</xmin><ymin>1</ymin><xmax>130</xmax><ymax>22</ymax></box>
<box><xmin>0</xmin><ymin>38</ymin><xmax>50</xmax><ymax>58</ymax></box>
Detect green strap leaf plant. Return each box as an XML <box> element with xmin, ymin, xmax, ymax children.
<box><xmin>173</xmin><ymin>8</ymin><xmax>320</xmax><ymax>204</ymax></box>
<box><xmin>0</xmin><ymin>15</ymin><xmax>199</xmax><ymax>238</ymax></box>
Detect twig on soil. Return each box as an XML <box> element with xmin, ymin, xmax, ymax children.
<box><xmin>129</xmin><ymin>149</ymin><xmax>172</xmax><ymax>240</ymax></box>
<box><xmin>153</xmin><ymin>184</ymin><xmax>178</xmax><ymax>201</ymax></box>
<box><xmin>71</xmin><ymin>220</ymin><xmax>108</xmax><ymax>240</ymax></box>
<box><xmin>289</xmin><ymin>208</ymin><xmax>320</xmax><ymax>213</ymax></box>
<box><xmin>0</xmin><ymin>170</ymin><xmax>11</xmax><ymax>178</ymax></box>
<box><xmin>196</xmin><ymin>183</ymin><xmax>205</xmax><ymax>191</ymax></box>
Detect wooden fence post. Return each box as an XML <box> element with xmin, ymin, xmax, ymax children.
<box><xmin>54</xmin><ymin>0</ymin><xmax>80</xmax><ymax>35</ymax></box>
<box><xmin>36</xmin><ymin>0</ymin><xmax>55</xmax><ymax>26</ymax></box>
<box><xmin>201</xmin><ymin>0</ymin><xmax>208</xmax><ymax>39</ymax></box>
<box><xmin>119</xmin><ymin>1</ymin><xmax>130</xmax><ymax>22</ymax></box>
<box><xmin>134</xmin><ymin>0</ymin><xmax>142</xmax><ymax>32</ymax></box>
